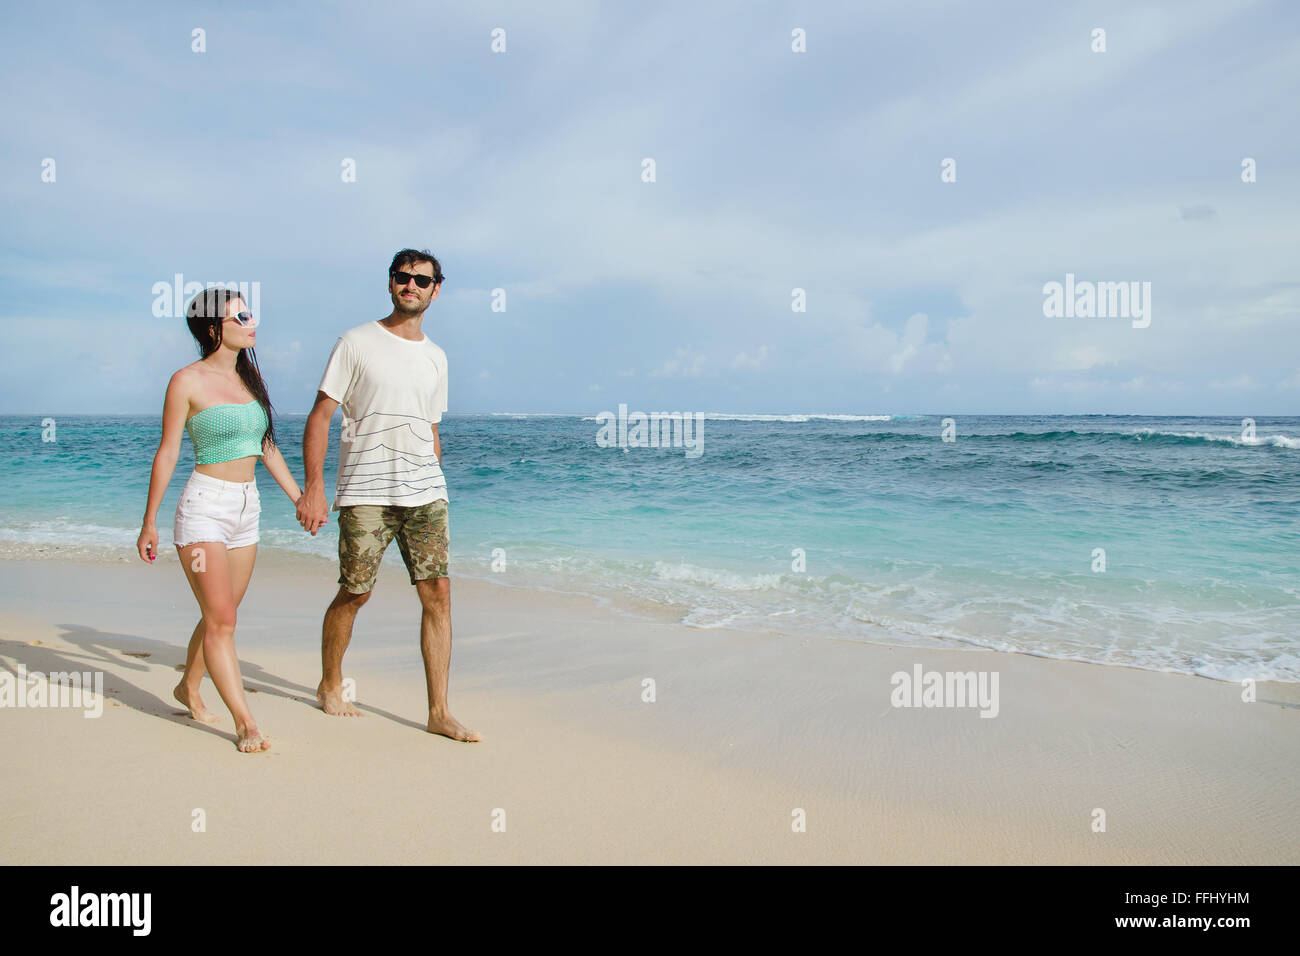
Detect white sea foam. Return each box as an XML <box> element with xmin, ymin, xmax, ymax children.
<box><xmin>1130</xmin><ymin>428</ymin><xmax>1299</xmax><ymax>448</ymax></box>
<box><xmin>0</xmin><ymin>518</ymin><xmax>339</xmax><ymax>561</ymax></box>
<box><xmin>0</xmin><ymin>521</ymin><xmax>142</xmax><ymax>549</ymax></box>
<box><xmin>681</xmin><ymin>607</ymin><xmax>743</xmax><ymax>628</ymax></box>
<box><xmin>3</xmin><ymin>516</ymin><xmax>1296</xmax><ymax>683</ymax></box>
<box><xmin>652</xmin><ymin>560</ymin><xmax>784</xmax><ymax>591</ymax></box>
<box><xmin>704</xmin><ymin>413</ymin><xmax>892</xmax><ymax>422</ymax></box>
<box><xmin>578</xmin><ymin>412</ymin><xmax>892</xmax><ymax>422</ymax></box>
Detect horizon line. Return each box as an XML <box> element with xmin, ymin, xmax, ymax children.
<box><xmin>1</xmin><ymin>411</ymin><xmax>1295</xmax><ymax>419</ymax></box>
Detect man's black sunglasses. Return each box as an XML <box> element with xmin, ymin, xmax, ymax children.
<box><xmin>391</xmin><ymin>270</ymin><xmax>443</xmax><ymax>289</ymax></box>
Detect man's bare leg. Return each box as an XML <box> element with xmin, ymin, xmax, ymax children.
<box><xmin>415</xmin><ymin>576</ymin><xmax>480</xmax><ymax>741</ymax></box>
<box><xmin>317</xmin><ymin>586</ymin><xmax>369</xmax><ymax>716</ymax></box>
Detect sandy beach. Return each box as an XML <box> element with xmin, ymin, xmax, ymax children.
<box><xmin>1</xmin><ymin>549</ymin><xmax>1297</xmax><ymax>865</ymax></box>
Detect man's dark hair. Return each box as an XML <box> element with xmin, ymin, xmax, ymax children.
<box><xmin>389</xmin><ymin>248</ymin><xmax>444</xmax><ymax>284</ymax></box>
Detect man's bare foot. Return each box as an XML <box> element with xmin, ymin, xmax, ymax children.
<box><xmin>173</xmin><ymin>682</ymin><xmax>220</xmax><ymax>724</ymax></box>
<box><xmin>235</xmin><ymin>722</ymin><xmax>271</xmax><ymax>753</ymax></box>
<box><xmin>317</xmin><ymin>681</ymin><xmax>362</xmax><ymax>717</ymax></box>
<box><xmin>427</xmin><ymin>711</ymin><xmax>481</xmax><ymax>742</ymax></box>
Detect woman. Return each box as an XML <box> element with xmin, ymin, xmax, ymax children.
<box><xmin>136</xmin><ymin>288</ymin><xmax>302</xmax><ymax>752</ymax></box>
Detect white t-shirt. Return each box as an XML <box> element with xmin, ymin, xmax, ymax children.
<box><xmin>317</xmin><ymin>320</ymin><xmax>449</xmax><ymax>510</ymax></box>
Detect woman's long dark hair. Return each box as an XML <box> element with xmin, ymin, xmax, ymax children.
<box><xmin>185</xmin><ymin>287</ymin><xmax>276</xmax><ymax>450</ymax></box>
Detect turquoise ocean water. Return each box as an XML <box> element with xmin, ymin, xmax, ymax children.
<box><xmin>1</xmin><ymin>413</ymin><xmax>1297</xmax><ymax>682</ymax></box>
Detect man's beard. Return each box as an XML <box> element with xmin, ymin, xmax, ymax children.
<box><xmin>394</xmin><ymin>294</ymin><xmax>424</xmax><ymax>314</ymax></box>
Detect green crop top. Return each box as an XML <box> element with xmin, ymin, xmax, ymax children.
<box><xmin>186</xmin><ymin>401</ymin><xmax>269</xmax><ymax>464</ymax></box>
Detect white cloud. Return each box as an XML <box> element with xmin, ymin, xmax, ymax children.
<box><xmin>1</xmin><ymin>0</ymin><xmax>1295</xmax><ymax>414</ymax></box>
<box><xmin>651</xmin><ymin>347</ymin><xmax>706</xmax><ymax>379</ymax></box>
<box><xmin>1057</xmin><ymin>346</ymin><xmax>1117</xmax><ymax>371</ymax></box>
<box><xmin>730</xmin><ymin>345</ymin><xmax>769</xmax><ymax>371</ymax></box>
<box><xmin>1210</xmin><ymin>374</ymin><xmax>1259</xmax><ymax>390</ymax></box>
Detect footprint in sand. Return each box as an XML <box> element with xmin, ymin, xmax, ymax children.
<box><xmin>125</xmin><ymin>652</ymin><xmax>151</xmax><ymax>658</ymax></box>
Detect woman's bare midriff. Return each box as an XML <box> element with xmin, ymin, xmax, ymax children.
<box><xmin>195</xmin><ymin>456</ymin><xmax>259</xmax><ymax>482</ymax></box>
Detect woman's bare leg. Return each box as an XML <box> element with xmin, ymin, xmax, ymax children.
<box><xmin>174</xmin><ymin>541</ymin><xmax>257</xmax><ymax>723</ymax></box>
<box><xmin>174</xmin><ymin>618</ymin><xmax>218</xmax><ymax>722</ymax></box>
<box><xmin>174</xmin><ymin>543</ymin><xmax>258</xmax><ymax>723</ymax></box>
<box><xmin>176</xmin><ymin>541</ymin><xmax>269</xmax><ymax>752</ymax></box>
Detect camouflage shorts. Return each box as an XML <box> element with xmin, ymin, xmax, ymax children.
<box><xmin>337</xmin><ymin>500</ymin><xmax>450</xmax><ymax>593</ymax></box>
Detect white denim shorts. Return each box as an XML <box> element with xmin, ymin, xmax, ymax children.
<box><xmin>174</xmin><ymin>471</ymin><xmax>260</xmax><ymax>549</ymax></box>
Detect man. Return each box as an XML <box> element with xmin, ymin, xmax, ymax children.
<box><xmin>297</xmin><ymin>248</ymin><xmax>479</xmax><ymax>742</ymax></box>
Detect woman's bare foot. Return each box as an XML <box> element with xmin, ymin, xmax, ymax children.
<box><xmin>427</xmin><ymin>710</ymin><xmax>481</xmax><ymax>742</ymax></box>
<box><xmin>174</xmin><ymin>682</ymin><xmax>220</xmax><ymax>724</ymax></box>
<box><xmin>235</xmin><ymin>722</ymin><xmax>271</xmax><ymax>753</ymax></box>
<box><xmin>317</xmin><ymin>681</ymin><xmax>362</xmax><ymax>717</ymax></box>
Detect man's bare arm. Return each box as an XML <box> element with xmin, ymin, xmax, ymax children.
<box><xmin>297</xmin><ymin>390</ymin><xmax>339</xmax><ymax>535</ymax></box>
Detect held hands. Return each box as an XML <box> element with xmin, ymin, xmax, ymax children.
<box><xmin>296</xmin><ymin>485</ymin><xmax>330</xmax><ymax>536</ymax></box>
<box><xmin>136</xmin><ymin>524</ymin><xmax>158</xmax><ymax>563</ymax></box>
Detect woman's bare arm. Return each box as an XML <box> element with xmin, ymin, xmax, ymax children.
<box><xmin>260</xmin><ymin>437</ymin><xmax>302</xmax><ymax>503</ymax></box>
<box><xmin>137</xmin><ymin>371</ymin><xmax>191</xmax><ymax>561</ymax></box>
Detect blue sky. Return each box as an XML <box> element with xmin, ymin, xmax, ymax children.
<box><xmin>2</xmin><ymin>0</ymin><xmax>1298</xmax><ymax>415</ymax></box>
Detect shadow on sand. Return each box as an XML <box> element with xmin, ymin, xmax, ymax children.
<box><xmin>0</xmin><ymin>622</ymin><xmax>428</xmax><ymax>745</ymax></box>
